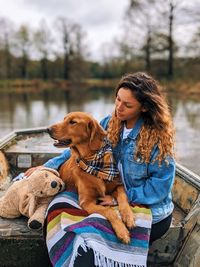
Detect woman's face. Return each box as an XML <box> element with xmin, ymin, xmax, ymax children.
<box><xmin>115</xmin><ymin>88</ymin><xmax>145</xmax><ymax>128</ymax></box>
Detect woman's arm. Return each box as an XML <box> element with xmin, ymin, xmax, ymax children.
<box><xmin>44</xmin><ymin>148</ymin><xmax>71</xmax><ymax>169</ymax></box>
<box><xmin>24</xmin><ymin>148</ymin><xmax>71</xmax><ymax>177</ymax></box>
<box><xmin>127</xmin><ymin>156</ymin><xmax>176</xmax><ymax>205</ymax></box>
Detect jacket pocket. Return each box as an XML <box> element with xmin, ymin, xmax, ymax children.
<box><xmin>127</xmin><ymin>154</ymin><xmax>148</xmax><ymax>178</ymax></box>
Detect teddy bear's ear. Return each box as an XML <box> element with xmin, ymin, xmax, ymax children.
<box><xmin>39</xmin><ymin>167</ymin><xmax>60</xmax><ymax>177</ymax></box>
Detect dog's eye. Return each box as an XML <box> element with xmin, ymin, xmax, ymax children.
<box><xmin>69</xmin><ymin>120</ymin><xmax>76</xmax><ymax>125</ymax></box>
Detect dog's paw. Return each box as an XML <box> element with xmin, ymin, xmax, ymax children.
<box><xmin>120</xmin><ymin>208</ymin><xmax>136</xmax><ymax>229</ymax></box>
<box><xmin>116</xmin><ymin>224</ymin><xmax>130</xmax><ymax>244</ymax></box>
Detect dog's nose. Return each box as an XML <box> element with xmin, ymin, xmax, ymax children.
<box><xmin>47</xmin><ymin>127</ymin><xmax>52</xmax><ymax>135</ymax></box>
<box><xmin>51</xmin><ymin>181</ymin><xmax>58</xmax><ymax>188</ymax></box>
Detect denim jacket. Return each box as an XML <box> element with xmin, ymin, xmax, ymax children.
<box><xmin>44</xmin><ymin>115</ymin><xmax>176</xmax><ymax>223</ymax></box>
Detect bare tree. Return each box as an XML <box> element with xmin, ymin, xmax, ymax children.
<box><xmin>157</xmin><ymin>0</ymin><xmax>177</xmax><ymax>78</ymax></box>
<box><xmin>184</xmin><ymin>1</ymin><xmax>200</xmax><ymax>60</ymax></box>
<box><xmin>0</xmin><ymin>18</ymin><xmax>14</xmax><ymax>78</ymax></box>
<box><xmin>33</xmin><ymin>20</ymin><xmax>53</xmax><ymax>79</ymax></box>
<box><xmin>125</xmin><ymin>0</ymin><xmax>190</xmax><ymax>78</ymax></box>
<box><xmin>69</xmin><ymin>23</ymin><xmax>89</xmax><ymax>81</ymax></box>
<box><xmin>15</xmin><ymin>24</ymin><xmax>32</xmax><ymax>78</ymax></box>
<box><xmin>189</xmin><ymin>27</ymin><xmax>200</xmax><ymax>58</ymax></box>
<box><xmin>156</xmin><ymin>0</ymin><xmax>199</xmax><ymax>78</ymax></box>
<box><xmin>55</xmin><ymin>17</ymin><xmax>88</xmax><ymax>81</ymax></box>
<box><xmin>168</xmin><ymin>1</ymin><xmax>175</xmax><ymax>78</ymax></box>
<box><xmin>124</xmin><ymin>0</ymin><xmax>159</xmax><ymax>71</ymax></box>
<box><xmin>55</xmin><ymin>17</ymin><xmax>74</xmax><ymax>80</ymax></box>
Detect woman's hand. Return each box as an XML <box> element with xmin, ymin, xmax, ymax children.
<box><xmin>98</xmin><ymin>195</ymin><xmax>118</xmax><ymax>206</ymax></box>
<box><xmin>24</xmin><ymin>165</ymin><xmax>44</xmax><ymax>177</ymax></box>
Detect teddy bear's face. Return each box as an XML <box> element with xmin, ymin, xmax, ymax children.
<box><xmin>28</xmin><ymin>169</ymin><xmax>65</xmax><ymax>197</ymax></box>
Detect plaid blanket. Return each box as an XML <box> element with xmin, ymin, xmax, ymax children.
<box><xmin>46</xmin><ymin>191</ymin><xmax>152</xmax><ymax>267</ymax></box>
<box><xmin>76</xmin><ymin>139</ymin><xmax>120</xmax><ymax>182</ymax></box>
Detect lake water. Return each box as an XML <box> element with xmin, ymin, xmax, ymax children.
<box><xmin>0</xmin><ymin>87</ymin><xmax>200</xmax><ymax>175</ymax></box>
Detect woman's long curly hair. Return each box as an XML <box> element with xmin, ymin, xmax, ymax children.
<box><xmin>107</xmin><ymin>72</ymin><xmax>175</xmax><ymax>164</ymax></box>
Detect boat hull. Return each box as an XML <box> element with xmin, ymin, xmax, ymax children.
<box><xmin>0</xmin><ymin>128</ymin><xmax>200</xmax><ymax>267</ymax></box>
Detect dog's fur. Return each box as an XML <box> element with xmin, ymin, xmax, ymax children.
<box><xmin>0</xmin><ymin>151</ymin><xmax>10</xmax><ymax>191</ymax></box>
<box><xmin>48</xmin><ymin>112</ymin><xmax>135</xmax><ymax>243</ymax></box>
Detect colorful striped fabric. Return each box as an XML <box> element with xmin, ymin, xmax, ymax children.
<box><xmin>46</xmin><ymin>190</ymin><xmax>152</xmax><ymax>267</ymax></box>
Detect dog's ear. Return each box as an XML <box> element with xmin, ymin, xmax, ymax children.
<box><xmin>88</xmin><ymin>119</ymin><xmax>107</xmax><ymax>148</ymax></box>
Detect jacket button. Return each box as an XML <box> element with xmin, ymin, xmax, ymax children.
<box><xmin>125</xmin><ymin>140</ymin><xmax>129</xmax><ymax>144</ymax></box>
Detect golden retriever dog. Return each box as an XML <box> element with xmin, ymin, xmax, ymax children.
<box><xmin>0</xmin><ymin>151</ymin><xmax>10</xmax><ymax>191</ymax></box>
<box><xmin>48</xmin><ymin>112</ymin><xmax>135</xmax><ymax>243</ymax></box>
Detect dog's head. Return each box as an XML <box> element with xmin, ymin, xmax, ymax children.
<box><xmin>48</xmin><ymin>112</ymin><xmax>107</xmax><ymax>149</ymax></box>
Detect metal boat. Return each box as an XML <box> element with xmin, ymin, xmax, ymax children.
<box><xmin>0</xmin><ymin>128</ymin><xmax>199</xmax><ymax>267</ymax></box>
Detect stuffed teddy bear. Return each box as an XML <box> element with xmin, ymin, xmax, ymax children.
<box><xmin>0</xmin><ymin>167</ymin><xmax>65</xmax><ymax>230</ymax></box>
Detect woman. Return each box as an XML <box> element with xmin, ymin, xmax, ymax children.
<box><xmin>26</xmin><ymin>72</ymin><xmax>175</xmax><ymax>266</ymax></box>
<box><xmin>100</xmin><ymin>72</ymin><xmax>175</xmax><ymax>243</ymax></box>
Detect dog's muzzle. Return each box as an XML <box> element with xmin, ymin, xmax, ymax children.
<box><xmin>47</xmin><ymin>127</ymin><xmax>72</xmax><ymax>147</ymax></box>
<box><xmin>53</xmin><ymin>139</ymin><xmax>72</xmax><ymax>147</ymax></box>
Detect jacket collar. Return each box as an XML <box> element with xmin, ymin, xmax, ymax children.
<box><xmin>123</xmin><ymin>117</ymin><xmax>144</xmax><ymax>140</ymax></box>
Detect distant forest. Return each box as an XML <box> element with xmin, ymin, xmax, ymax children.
<box><xmin>0</xmin><ymin>0</ymin><xmax>200</xmax><ymax>81</ymax></box>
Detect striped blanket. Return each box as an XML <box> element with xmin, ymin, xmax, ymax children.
<box><xmin>46</xmin><ymin>190</ymin><xmax>152</xmax><ymax>267</ymax></box>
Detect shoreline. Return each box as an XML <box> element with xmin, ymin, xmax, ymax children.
<box><xmin>0</xmin><ymin>78</ymin><xmax>199</xmax><ymax>96</ymax></box>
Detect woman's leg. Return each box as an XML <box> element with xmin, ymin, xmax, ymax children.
<box><xmin>74</xmin><ymin>247</ymin><xmax>95</xmax><ymax>267</ymax></box>
<box><xmin>149</xmin><ymin>213</ymin><xmax>172</xmax><ymax>245</ymax></box>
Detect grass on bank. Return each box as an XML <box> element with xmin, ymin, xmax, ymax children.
<box><xmin>0</xmin><ymin>78</ymin><xmax>199</xmax><ymax>95</ymax></box>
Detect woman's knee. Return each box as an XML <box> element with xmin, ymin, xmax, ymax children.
<box><xmin>150</xmin><ymin>213</ymin><xmax>172</xmax><ymax>245</ymax></box>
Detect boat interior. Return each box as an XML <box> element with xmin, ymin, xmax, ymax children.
<box><xmin>0</xmin><ymin>129</ymin><xmax>200</xmax><ymax>266</ymax></box>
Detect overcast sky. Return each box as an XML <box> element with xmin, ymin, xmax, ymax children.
<box><xmin>0</xmin><ymin>0</ymin><xmax>130</xmax><ymax>60</ymax></box>
<box><xmin>1</xmin><ymin>0</ymin><xmax>200</xmax><ymax>60</ymax></box>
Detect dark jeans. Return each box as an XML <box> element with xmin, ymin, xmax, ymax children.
<box><xmin>73</xmin><ymin>213</ymin><xmax>172</xmax><ymax>267</ymax></box>
<box><xmin>149</xmin><ymin>213</ymin><xmax>172</xmax><ymax>245</ymax></box>
<box><xmin>74</xmin><ymin>247</ymin><xmax>95</xmax><ymax>267</ymax></box>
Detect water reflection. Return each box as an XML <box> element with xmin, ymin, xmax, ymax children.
<box><xmin>0</xmin><ymin>88</ymin><xmax>115</xmax><ymax>136</ymax></box>
<box><xmin>0</xmin><ymin>88</ymin><xmax>199</xmax><ymax>175</ymax></box>
<box><xmin>173</xmin><ymin>99</ymin><xmax>200</xmax><ymax>175</ymax></box>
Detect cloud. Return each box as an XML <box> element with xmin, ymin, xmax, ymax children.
<box><xmin>17</xmin><ymin>0</ymin><xmax>128</xmax><ymax>34</ymax></box>
<box><xmin>21</xmin><ymin>0</ymin><xmax>127</xmax><ymax>27</ymax></box>
<box><xmin>0</xmin><ymin>0</ymin><xmax>128</xmax><ymax>59</ymax></box>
